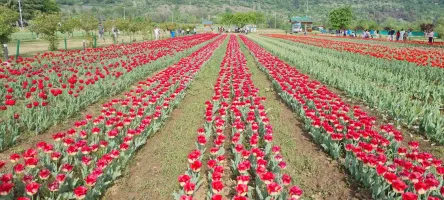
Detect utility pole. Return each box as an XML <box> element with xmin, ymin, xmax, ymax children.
<box><xmin>305</xmin><ymin>1</ymin><xmax>308</xmax><ymax>17</ymax></box>
<box><xmin>18</xmin><ymin>0</ymin><xmax>24</xmax><ymax>29</ymax></box>
<box><xmin>124</xmin><ymin>7</ymin><xmax>126</xmax><ymax>20</ymax></box>
<box><xmin>274</xmin><ymin>13</ymin><xmax>277</xmax><ymax>29</ymax></box>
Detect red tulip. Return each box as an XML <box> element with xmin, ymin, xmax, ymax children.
<box><xmin>260</xmin><ymin>172</ymin><xmax>275</xmax><ymax>185</ymax></box>
<box><xmin>74</xmin><ymin>186</ymin><xmax>88</xmax><ymax>199</ymax></box>
<box><xmin>402</xmin><ymin>192</ymin><xmax>418</xmax><ymax>200</ymax></box>
<box><xmin>14</xmin><ymin>163</ymin><xmax>25</xmax><ymax>174</ymax></box>
<box><xmin>211</xmin><ymin>194</ymin><xmax>223</xmax><ymax>200</ymax></box>
<box><xmin>25</xmin><ymin>158</ymin><xmax>38</xmax><ymax>168</ymax></box>
<box><xmin>267</xmin><ymin>182</ymin><xmax>282</xmax><ymax>196</ymax></box>
<box><xmin>183</xmin><ymin>182</ymin><xmax>195</xmax><ymax>195</ymax></box>
<box><xmin>282</xmin><ymin>174</ymin><xmax>291</xmax><ymax>186</ymax></box>
<box><xmin>211</xmin><ymin>181</ymin><xmax>224</xmax><ymax>194</ymax></box>
<box><xmin>178</xmin><ymin>174</ymin><xmax>191</xmax><ymax>187</ymax></box>
<box><xmin>289</xmin><ymin>186</ymin><xmax>303</xmax><ymax>199</ymax></box>
<box><xmin>414</xmin><ymin>181</ymin><xmax>427</xmax><ymax>195</ymax></box>
<box><xmin>0</xmin><ymin>182</ymin><xmax>14</xmax><ymax>196</ymax></box>
<box><xmin>85</xmin><ymin>174</ymin><xmax>97</xmax><ymax>187</ymax></box>
<box><xmin>47</xmin><ymin>181</ymin><xmax>59</xmax><ymax>192</ymax></box>
<box><xmin>0</xmin><ymin>160</ymin><xmax>5</xmax><ymax>169</ymax></box>
<box><xmin>25</xmin><ymin>182</ymin><xmax>40</xmax><ymax>196</ymax></box>
<box><xmin>39</xmin><ymin>168</ymin><xmax>50</xmax><ymax>180</ymax></box>
<box><xmin>4</xmin><ymin>99</ymin><xmax>15</xmax><ymax>106</ymax></box>
<box><xmin>236</xmin><ymin>184</ymin><xmax>248</xmax><ymax>196</ymax></box>
<box><xmin>190</xmin><ymin>160</ymin><xmax>202</xmax><ymax>172</ymax></box>
<box><xmin>56</xmin><ymin>174</ymin><xmax>66</xmax><ymax>184</ymax></box>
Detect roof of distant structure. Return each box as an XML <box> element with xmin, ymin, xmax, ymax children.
<box><xmin>290</xmin><ymin>16</ymin><xmax>313</xmax><ymax>23</ymax></box>
<box><xmin>202</xmin><ymin>20</ymin><xmax>213</xmax><ymax>25</ymax></box>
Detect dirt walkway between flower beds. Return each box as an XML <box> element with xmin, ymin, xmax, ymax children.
<box><xmin>0</xmin><ymin>66</ymin><xmax>167</xmax><ymax>169</ymax></box>
<box><xmin>102</xmin><ymin>39</ymin><xmax>228</xmax><ymax>200</ymax></box>
<box><xmin>240</xmin><ymin>41</ymin><xmax>371</xmax><ymax>200</ymax></box>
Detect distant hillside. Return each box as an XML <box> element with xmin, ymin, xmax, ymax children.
<box><xmin>58</xmin><ymin>0</ymin><xmax>444</xmax><ymax>24</ymax></box>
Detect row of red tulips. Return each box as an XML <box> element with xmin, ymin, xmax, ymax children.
<box><xmin>0</xmin><ymin>35</ymin><xmax>225</xmax><ymax>199</ymax></box>
<box><xmin>265</xmin><ymin>34</ymin><xmax>444</xmax><ymax>68</ymax></box>
<box><xmin>0</xmin><ymin>34</ymin><xmax>217</xmax><ymax>150</ymax></box>
<box><xmin>174</xmin><ymin>35</ymin><xmax>303</xmax><ymax>200</ymax></box>
<box><xmin>173</xmin><ymin>35</ymin><xmax>229</xmax><ymax>200</ymax></box>
<box><xmin>226</xmin><ymin>36</ymin><xmax>302</xmax><ymax>200</ymax></box>
<box><xmin>315</xmin><ymin>34</ymin><xmax>444</xmax><ymax>47</ymax></box>
<box><xmin>240</xmin><ymin>35</ymin><xmax>444</xmax><ymax>200</ymax></box>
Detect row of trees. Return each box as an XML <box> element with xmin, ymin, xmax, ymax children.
<box><xmin>218</xmin><ymin>12</ymin><xmax>265</xmax><ymax>28</ymax></box>
<box><xmin>1</xmin><ymin>5</ymin><xmax>199</xmax><ymax>51</ymax></box>
<box><xmin>328</xmin><ymin>6</ymin><xmax>444</xmax><ymax>38</ymax></box>
<box><xmin>0</xmin><ymin>0</ymin><xmax>59</xmax><ymax>20</ymax></box>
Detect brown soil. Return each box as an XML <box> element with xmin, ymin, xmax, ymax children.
<box><xmin>102</xmin><ymin>39</ymin><xmax>228</xmax><ymax>200</ymax></box>
<box><xmin>241</xmin><ymin>42</ymin><xmax>371</xmax><ymax>200</ymax></box>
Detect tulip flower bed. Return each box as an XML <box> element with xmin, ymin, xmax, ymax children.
<box><xmin>241</xmin><ymin>34</ymin><xmax>444</xmax><ymax>200</ymax></box>
<box><xmin>265</xmin><ymin>34</ymin><xmax>444</xmax><ymax>68</ymax></box>
<box><xmin>248</xmin><ymin>35</ymin><xmax>444</xmax><ymax>145</ymax></box>
<box><xmin>0</xmin><ymin>34</ymin><xmax>217</xmax><ymax>150</ymax></box>
<box><xmin>174</xmin><ymin>35</ymin><xmax>303</xmax><ymax>200</ymax></box>
<box><xmin>0</xmin><ymin>35</ymin><xmax>225</xmax><ymax>199</ymax></box>
<box><xmin>314</xmin><ymin>34</ymin><xmax>444</xmax><ymax>47</ymax></box>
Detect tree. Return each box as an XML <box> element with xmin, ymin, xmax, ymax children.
<box><xmin>420</xmin><ymin>23</ymin><xmax>434</xmax><ymax>32</ymax></box>
<box><xmin>60</xmin><ymin>17</ymin><xmax>79</xmax><ymax>38</ymax></box>
<box><xmin>0</xmin><ymin>6</ymin><xmax>18</xmax><ymax>44</ymax></box>
<box><xmin>1</xmin><ymin>0</ymin><xmax>59</xmax><ymax>20</ymax></box>
<box><xmin>381</xmin><ymin>17</ymin><xmax>398</xmax><ymax>30</ymax></box>
<box><xmin>115</xmin><ymin>18</ymin><xmax>129</xmax><ymax>34</ymax></box>
<box><xmin>42</xmin><ymin>0</ymin><xmax>60</xmax><ymax>13</ymax></box>
<box><xmin>78</xmin><ymin>14</ymin><xmax>98</xmax><ymax>47</ymax></box>
<box><xmin>219</xmin><ymin>12</ymin><xmax>264</xmax><ymax>28</ymax></box>
<box><xmin>434</xmin><ymin>17</ymin><xmax>444</xmax><ymax>39</ymax></box>
<box><xmin>32</xmin><ymin>13</ymin><xmax>62</xmax><ymax>50</ymax></box>
<box><xmin>328</xmin><ymin>6</ymin><xmax>353</xmax><ymax>29</ymax></box>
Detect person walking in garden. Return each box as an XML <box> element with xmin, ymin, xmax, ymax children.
<box><xmin>154</xmin><ymin>26</ymin><xmax>160</xmax><ymax>40</ymax></box>
<box><xmin>98</xmin><ymin>23</ymin><xmax>105</xmax><ymax>42</ymax></box>
<box><xmin>403</xmin><ymin>30</ymin><xmax>408</xmax><ymax>41</ymax></box>
<box><xmin>396</xmin><ymin>30</ymin><xmax>401</xmax><ymax>41</ymax></box>
<box><xmin>428</xmin><ymin>30</ymin><xmax>435</xmax><ymax>44</ymax></box>
<box><xmin>399</xmin><ymin>29</ymin><xmax>405</xmax><ymax>41</ymax></box>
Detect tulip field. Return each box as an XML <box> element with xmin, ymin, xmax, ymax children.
<box><xmin>1</xmin><ymin>33</ymin><xmax>444</xmax><ymax>200</ymax></box>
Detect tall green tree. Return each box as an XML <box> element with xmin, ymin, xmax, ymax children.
<box><xmin>78</xmin><ymin>14</ymin><xmax>98</xmax><ymax>47</ymax></box>
<box><xmin>31</xmin><ymin>13</ymin><xmax>61</xmax><ymax>50</ymax></box>
<box><xmin>435</xmin><ymin>17</ymin><xmax>444</xmax><ymax>39</ymax></box>
<box><xmin>0</xmin><ymin>6</ymin><xmax>18</xmax><ymax>44</ymax></box>
<box><xmin>0</xmin><ymin>0</ymin><xmax>59</xmax><ymax>20</ymax></box>
<box><xmin>328</xmin><ymin>6</ymin><xmax>353</xmax><ymax>29</ymax></box>
<box><xmin>220</xmin><ymin>12</ymin><xmax>264</xmax><ymax>28</ymax></box>
<box><xmin>60</xmin><ymin>17</ymin><xmax>79</xmax><ymax>38</ymax></box>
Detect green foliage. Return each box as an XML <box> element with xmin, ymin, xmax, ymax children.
<box><xmin>220</xmin><ymin>12</ymin><xmax>264</xmax><ymax>28</ymax></box>
<box><xmin>0</xmin><ymin>6</ymin><xmax>18</xmax><ymax>44</ymax></box>
<box><xmin>128</xmin><ymin>20</ymin><xmax>142</xmax><ymax>35</ymax></box>
<box><xmin>0</xmin><ymin>0</ymin><xmax>59</xmax><ymax>20</ymax></box>
<box><xmin>31</xmin><ymin>13</ymin><xmax>61</xmax><ymax>50</ymax></box>
<box><xmin>328</xmin><ymin>6</ymin><xmax>353</xmax><ymax>29</ymax></box>
<box><xmin>78</xmin><ymin>14</ymin><xmax>98</xmax><ymax>47</ymax></box>
<box><xmin>160</xmin><ymin>22</ymin><xmax>177</xmax><ymax>31</ymax></box>
<box><xmin>115</xmin><ymin>18</ymin><xmax>129</xmax><ymax>33</ymax></box>
<box><xmin>435</xmin><ymin>17</ymin><xmax>444</xmax><ymax>39</ymax></box>
<box><xmin>60</xmin><ymin>17</ymin><xmax>79</xmax><ymax>37</ymax></box>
